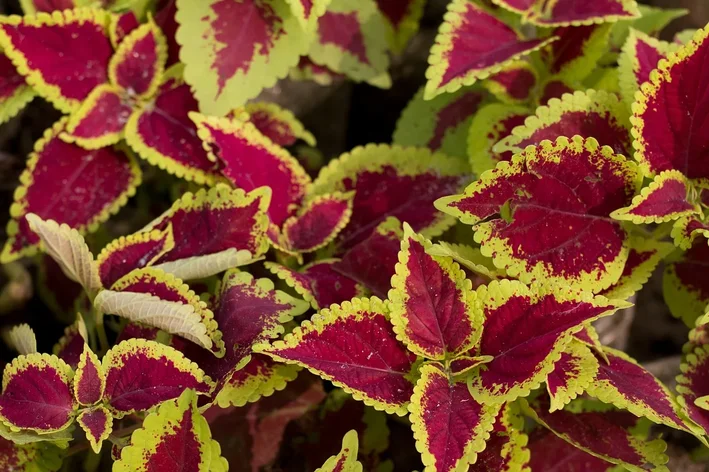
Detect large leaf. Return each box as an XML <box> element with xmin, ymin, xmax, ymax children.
<box><xmin>525</xmin><ymin>397</ymin><xmax>669</xmax><ymax>472</ymax></box>
<box><xmin>495</xmin><ymin>90</ymin><xmax>631</xmax><ymax>157</ymax></box>
<box><xmin>393</xmin><ymin>87</ymin><xmax>487</xmax><ymax>160</ymax></box>
<box><xmin>467</xmin><ymin>279</ymin><xmax>626</xmax><ymax>404</ymax></box>
<box><xmin>410</xmin><ymin>363</ymin><xmax>500</xmax><ymax>472</ymax></box>
<box><xmin>24</xmin><ymin>214</ymin><xmax>101</xmax><ymax>295</ymax></box>
<box><xmin>437</xmin><ymin>136</ymin><xmax>641</xmax><ymax>292</ymax></box>
<box><xmin>546</xmin><ymin>341</ymin><xmax>599</xmax><ymax>412</ymax></box>
<box><xmin>141</xmin><ymin>185</ymin><xmax>271</xmax><ymax>280</ymax></box>
<box><xmin>631</xmin><ymin>26</ymin><xmax>709</xmax><ymax>180</ymax></box>
<box><xmin>193</xmin><ymin>113</ymin><xmax>311</xmax><ymax>226</ymax></box>
<box><xmin>256</xmin><ymin>297</ymin><xmax>417</xmax><ymax>415</ymax></box>
<box><xmin>113</xmin><ymin>389</ymin><xmax>228</xmax><ymax>472</ymax></box>
<box><xmin>618</xmin><ymin>29</ymin><xmax>676</xmax><ymax>107</ymax></box>
<box><xmin>307</xmin><ymin>0</ymin><xmax>390</xmax><ymax>87</ymax></box>
<box><xmin>0</xmin><ymin>353</ymin><xmax>76</xmax><ymax>433</ymax></box>
<box><xmin>175</xmin><ymin>0</ymin><xmax>312</xmax><ymax>115</ymax></box>
<box><xmin>312</xmin><ymin>144</ymin><xmax>469</xmax><ymax>251</ymax></box>
<box><xmin>0</xmin><ymin>8</ymin><xmax>112</xmax><ymax>113</ymax></box>
<box><xmin>424</xmin><ymin>0</ymin><xmax>555</xmax><ymax>99</ymax></box>
<box><xmin>492</xmin><ymin>0</ymin><xmax>640</xmax><ymax>26</ymax></box>
<box><xmin>389</xmin><ymin>226</ymin><xmax>480</xmax><ymax>360</ymax></box>
<box><xmin>663</xmin><ymin>240</ymin><xmax>709</xmax><ymax>327</ymax></box>
<box><xmin>0</xmin><ymin>119</ymin><xmax>141</xmax><ymax>264</ymax></box>
<box><xmin>102</xmin><ymin>339</ymin><xmax>213</xmax><ymax>416</ymax></box>
<box><xmin>527</xmin><ymin>427</ymin><xmax>617</xmax><ymax>471</ymax></box>
<box><xmin>0</xmin><ymin>436</ymin><xmax>62</xmax><ymax>472</ymax></box>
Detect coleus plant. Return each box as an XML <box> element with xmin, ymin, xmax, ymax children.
<box><xmin>1</xmin><ymin>0</ymin><xmax>709</xmax><ymax>470</ymax></box>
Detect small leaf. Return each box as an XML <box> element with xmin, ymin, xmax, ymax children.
<box><xmin>437</xmin><ymin>136</ymin><xmax>641</xmax><ymax>292</ymax></box>
<box><xmin>113</xmin><ymin>389</ymin><xmax>228</xmax><ymax>472</ymax></box>
<box><xmin>484</xmin><ymin>60</ymin><xmax>537</xmax><ymax>104</ymax></box>
<box><xmin>241</xmin><ymin>101</ymin><xmax>316</xmax><ymax>147</ymax></box>
<box><xmin>0</xmin><ymin>353</ymin><xmax>76</xmax><ymax>433</ymax></box>
<box><xmin>426</xmin><ymin>241</ymin><xmax>504</xmax><ymax>281</ymax></box>
<box><xmin>389</xmin><ymin>225</ymin><xmax>480</xmax><ymax>360</ymax></box>
<box><xmin>25</xmin><ymin>214</ymin><xmax>101</xmax><ymax>295</ymax></box>
<box><xmin>671</xmin><ymin>214</ymin><xmax>709</xmax><ymax>250</ymax></box>
<box><xmin>62</xmin><ymin>84</ymin><xmax>133</xmax><ymax>149</ymax></box>
<box><xmin>393</xmin><ymin>87</ymin><xmax>487</xmax><ymax>160</ymax></box>
<box><xmin>96</xmin><ymin>225</ymin><xmax>175</xmax><ymax>288</ymax></box>
<box><xmin>1</xmin><ymin>118</ymin><xmax>141</xmax><ymax>264</ymax></box>
<box><xmin>77</xmin><ymin>405</ymin><xmax>112</xmax><ymax>454</ymax></box>
<box><xmin>493</xmin><ymin>0</ymin><xmax>640</xmax><ymax>26</ymax></box>
<box><xmin>0</xmin><ymin>8</ymin><xmax>112</xmax><ymax>113</ymax></box>
<box><xmin>256</xmin><ymin>297</ymin><xmax>417</xmax><ymax>416</ymax></box>
<box><xmin>631</xmin><ymin>25</ymin><xmax>709</xmax><ymax>179</ymax></box>
<box><xmin>142</xmin><ymin>185</ymin><xmax>271</xmax><ymax>280</ymax></box>
<box><xmin>374</xmin><ymin>0</ymin><xmax>425</xmax><ymax>54</ymax></box>
<box><xmin>312</xmin><ymin>144</ymin><xmax>469</xmax><ymax>251</ymax></box>
<box><xmin>468</xmin><ymin>279</ymin><xmax>627</xmax><ymax>404</ymax></box>
<box><xmin>611</xmin><ymin>170</ymin><xmax>699</xmax><ymax>224</ymax></box>
<box><xmin>175</xmin><ymin>0</ymin><xmax>312</xmax><ymax>115</ymax></box>
<box><xmin>409</xmin><ymin>363</ymin><xmax>500</xmax><ymax>472</ymax></box>
<box><xmin>618</xmin><ymin>29</ymin><xmax>676</xmax><ymax>108</ymax></box>
<box><xmin>193</xmin><ymin>113</ymin><xmax>311</xmax><ymax>226</ymax></box>
<box><xmin>585</xmin><ymin>347</ymin><xmax>689</xmax><ymax>432</ymax></box>
<box><xmin>74</xmin><ymin>345</ymin><xmax>104</xmax><ymax>406</ymax></box>
<box><xmin>546</xmin><ymin>341</ymin><xmax>599</xmax><ymax>412</ymax></box>
<box><xmin>424</xmin><ymin>0</ymin><xmax>556</xmax><ymax>99</ymax></box>
<box><xmin>467</xmin><ymin>103</ymin><xmax>529</xmax><ymax>175</ymax></box>
<box><xmin>109</xmin><ymin>10</ymin><xmax>140</xmax><ymax>46</ymax></box>
<box><xmin>308</xmin><ymin>0</ymin><xmax>390</xmax><ymax>87</ymax></box>
<box><xmin>333</xmin><ymin>217</ymin><xmax>403</xmax><ymax>298</ymax></box>
<box><xmin>663</xmin><ymin>240</ymin><xmax>709</xmax><ymax>326</ymax></box>
<box><xmin>111</xmin><ymin>267</ymin><xmax>223</xmax><ymax>354</ymax></box>
<box><xmin>0</xmin><ymin>436</ymin><xmax>63</xmax><ymax>471</ymax></box>
<box><xmin>601</xmin><ymin>236</ymin><xmax>674</xmax><ymax>300</ymax></box>
<box><xmin>108</xmin><ymin>21</ymin><xmax>166</xmax><ymax>99</ymax></box>
<box><xmin>495</xmin><ymin>90</ymin><xmax>631</xmax><ymax>157</ymax></box>
<box><xmin>3</xmin><ymin>324</ymin><xmax>37</xmax><ymax>355</ymax></box>
<box><xmin>525</xmin><ymin>397</ymin><xmax>669</xmax><ymax>472</ymax></box>
<box><xmin>315</xmin><ymin>430</ymin><xmax>362</xmax><ymax>472</ymax></box>
<box><xmin>266</xmin><ymin>259</ymin><xmax>365</xmax><ymax>310</ymax></box>
<box><xmin>52</xmin><ymin>318</ymin><xmax>87</xmax><ymax>369</ymax></box>
<box><xmin>102</xmin><ymin>339</ymin><xmax>213</xmax><ymax>416</ymax></box>
<box><xmin>275</xmin><ymin>192</ymin><xmax>354</xmax><ymax>255</ymax></box>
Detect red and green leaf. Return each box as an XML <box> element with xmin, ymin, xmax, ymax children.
<box><xmin>601</xmin><ymin>237</ymin><xmax>674</xmax><ymax>301</ymax></box>
<box><xmin>141</xmin><ymin>186</ymin><xmax>271</xmax><ymax>280</ymax></box>
<box><xmin>62</xmin><ymin>84</ymin><xmax>133</xmax><ymax>149</ymax></box>
<box><xmin>308</xmin><ymin>0</ymin><xmax>390</xmax><ymax>87</ymax></box>
<box><xmin>495</xmin><ymin>90</ymin><xmax>631</xmax><ymax>157</ymax></box>
<box><xmin>493</xmin><ymin>0</ymin><xmax>640</xmax><ymax>26</ymax></box>
<box><xmin>677</xmin><ymin>343</ymin><xmax>709</xmax><ymax>436</ymax></box>
<box><xmin>52</xmin><ymin>318</ymin><xmax>88</xmax><ymax>369</ymax></box>
<box><xmin>312</xmin><ymin>144</ymin><xmax>469</xmax><ymax>251</ymax></box>
<box><xmin>546</xmin><ymin>341</ymin><xmax>599</xmax><ymax>412</ymax></box>
<box><xmin>437</xmin><ymin>136</ymin><xmax>641</xmax><ymax>292</ymax></box>
<box><xmin>0</xmin><ymin>8</ymin><xmax>112</xmax><ymax>113</ymax></box>
<box><xmin>612</xmin><ymin>170</ymin><xmax>699</xmax><ymax>224</ymax></box>
<box><xmin>108</xmin><ymin>21</ymin><xmax>166</xmax><ymax>100</ymax></box>
<box><xmin>618</xmin><ymin>29</ymin><xmax>676</xmax><ymax>107</ymax></box>
<box><xmin>175</xmin><ymin>0</ymin><xmax>313</xmax><ymax>115</ymax></box>
<box><xmin>375</xmin><ymin>0</ymin><xmax>425</xmax><ymax>54</ymax></box>
<box><xmin>631</xmin><ymin>26</ymin><xmax>709</xmax><ymax>180</ymax></box>
<box><xmin>0</xmin><ymin>119</ymin><xmax>141</xmax><ymax>264</ymax></box>
<box><xmin>484</xmin><ymin>61</ymin><xmax>537</xmax><ymax>104</ymax></box>
<box><xmin>389</xmin><ymin>226</ymin><xmax>480</xmax><ymax>360</ymax></box>
<box><xmin>527</xmin><ymin>426</ymin><xmax>617</xmax><ymax>471</ymax></box>
<box><xmin>193</xmin><ymin>113</ymin><xmax>311</xmax><ymax>226</ymax></box>
<box><xmin>671</xmin><ymin>214</ymin><xmax>709</xmax><ymax>250</ymax></box>
<box><xmin>469</xmin><ymin>279</ymin><xmax>627</xmax><ymax>403</ymax></box>
<box><xmin>0</xmin><ymin>52</ymin><xmax>34</xmax><ymax>125</ymax></box>
<box><xmin>125</xmin><ymin>66</ymin><xmax>223</xmax><ymax>185</ymax></box>
<box><xmin>113</xmin><ymin>389</ymin><xmax>228</xmax><ymax>472</ymax></box>
<box><xmin>315</xmin><ymin>429</ymin><xmax>363</xmax><ymax>472</ymax></box>
<box><xmin>73</xmin><ymin>345</ymin><xmax>104</xmax><ymax>406</ymax></box>
<box><xmin>109</xmin><ymin>10</ymin><xmax>140</xmax><ymax>47</ymax></box>
<box><xmin>409</xmin><ymin>363</ymin><xmax>500</xmax><ymax>472</ymax></box>
<box><xmin>256</xmin><ymin>297</ymin><xmax>417</xmax><ymax>415</ymax></box>
<box><xmin>663</xmin><ymin>240</ymin><xmax>709</xmax><ymax>326</ymax></box>
<box><xmin>542</xmin><ymin>24</ymin><xmax>612</xmax><ymax>82</ymax></box>
<box><xmin>585</xmin><ymin>347</ymin><xmax>690</xmax><ymax>432</ymax></box>
<box><xmin>241</xmin><ymin>101</ymin><xmax>316</xmax><ymax>147</ymax></box>
<box><xmin>266</xmin><ymin>259</ymin><xmax>365</xmax><ymax>310</ymax></box>
<box><xmin>274</xmin><ymin>192</ymin><xmax>354</xmax><ymax>255</ymax></box>
<box><xmin>393</xmin><ymin>87</ymin><xmax>487</xmax><ymax>160</ymax></box>
<box><xmin>424</xmin><ymin>0</ymin><xmax>555</xmax><ymax>99</ymax></box>
<box><xmin>102</xmin><ymin>339</ymin><xmax>213</xmax><ymax>416</ymax></box>
<box><xmin>470</xmin><ymin>404</ymin><xmax>530</xmax><ymax>472</ymax></box>
<box><xmin>77</xmin><ymin>405</ymin><xmax>112</xmax><ymax>453</ymax></box>
<box><xmin>0</xmin><ymin>353</ymin><xmax>76</xmax><ymax>433</ymax></box>
<box><xmin>468</xmin><ymin>103</ymin><xmax>529</xmax><ymax>175</ymax></box>
<box><xmin>333</xmin><ymin>217</ymin><xmax>403</xmax><ymax>299</ymax></box>
<box><xmin>525</xmin><ymin>397</ymin><xmax>669</xmax><ymax>471</ymax></box>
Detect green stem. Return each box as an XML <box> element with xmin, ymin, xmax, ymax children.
<box><xmin>95</xmin><ymin>309</ymin><xmax>109</xmax><ymax>355</ymax></box>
